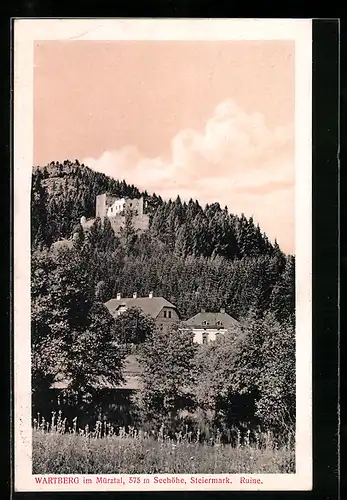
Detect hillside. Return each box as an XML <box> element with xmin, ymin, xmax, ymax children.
<box><xmin>31</xmin><ymin>159</ymin><xmax>295</xmax><ymax>323</ymax></box>
<box><xmin>32</xmin><ymin>160</ymin><xmax>162</xmax><ymax>246</ymax></box>
<box><xmin>32</xmin><ymin>160</ymin><xmax>282</xmax><ymax>257</ymax></box>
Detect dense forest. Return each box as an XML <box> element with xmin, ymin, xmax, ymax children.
<box><xmin>31</xmin><ymin>159</ymin><xmax>295</xmax><ymax>323</ymax></box>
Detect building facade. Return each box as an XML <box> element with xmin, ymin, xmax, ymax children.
<box><xmin>182</xmin><ymin>308</ymin><xmax>240</xmax><ymax>344</ymax></box>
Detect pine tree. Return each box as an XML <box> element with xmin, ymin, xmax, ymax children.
<box><xmin>174</xmin><ymin>223</ymin><xmax>190</xmax><ymax>258</ymax></box>
<box><xmin>31</xmin><ymin>171</ymin><xmax>50</xmax><ymax>249</ymax></box>
<box><xmin>270</xmin><ymin>255</ymin><xmax>295</xmax><ymax>322</ymax></box>
<box><xmin>102</xmin><ymin>217</ymin><xmax>118</xmax><ymax>252</ymax></box>
<box><xmin>72</xmin><ymin>223</ymin><xmax>85</xmax><ymax>250</ymax></box>
<box><xmin>121</xmin><ymin>209</ymin><xmax>137</xmax><ymax>254</ymax></box>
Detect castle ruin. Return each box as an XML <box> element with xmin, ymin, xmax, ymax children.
<box><xmin>81</xmin><ymin>193</ymin><xmax>150</xmax><ymax>235</ymax></box>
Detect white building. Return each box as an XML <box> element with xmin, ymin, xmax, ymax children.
<box><xmin>182</xmin><ymin>308</ymin><xmax>240</xmax><ymax>344</ymax></box>
<box><xmin>107</xmin><ymin>198</ymin><xmax>126</xmax><ymax>217</ymax></box>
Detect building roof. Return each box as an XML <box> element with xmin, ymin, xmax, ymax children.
<box><xmin>105</xmin><ymin>296</ymin><xmax>177</xmax><ymax>319</ymax></box>
<box><xmin>50</xmin><ymin>239</ymin><xmax>74</xmax><ymax>252</ymax></box>
<box><xmin>50</xmin><ymin>355</ymin><xmax>143</xmax><ymax>391</ymax></box>
<box><xmin>183</xmin><ymin>311</ymin><xmax>239</xmax><ymax>329</ymax></box>
<box><xmin>50</xmin><ymin>375</ymin><xmax>140</xmax><ymax>391</ymax></box>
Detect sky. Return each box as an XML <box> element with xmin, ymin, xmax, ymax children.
<box><xmin>34</xmin><ymin>40</ymin><xmax>295</xmax><ymax>253</ymax></box>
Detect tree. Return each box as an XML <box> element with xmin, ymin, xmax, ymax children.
<box><xmin>270</xmin><ymin>255</ymin><xmax>295</xmax><ymax>323</ymax></box>
<box><xmin>102</xmin><ymin>217</ymin><xmax>118</xmax><ymax>252</ymax></box>
<box><xmin>95</xmin><ymin>280</ymin><xmax>107</xmax><ymax>302</ymax></box>
<box><xmin>113</xmin><ymin>306</ymin><xmax>155</xmax><ymax>345</ymax></box>
<box><xmin>136</xmin><ymin>324</ymin><xmax>197</xmax><ymax>427</ymax></box>
<box><xmin>193</xmin><ymin>310</ymin><xmax>295</xmax><ymax>433</ymax></box>
<box><xmin>256</xmin><ymin>313</ymin><xmax>295</xmax><ymax>431</ymax></box>
<box><xmin>174</xmin><ymin>223</ymin><xmax>190</xmax><ymax>258</ymax></box>
<box><xmin>31</xmin><ymin>249</ymin><xmax>77</xmax><ymax>392</ymax></box>
<box><xmin>193</xmin><ymin>326</ymin><xmax>246</xmax><ymax>426</ymax></box>
<box><xmin>31</xmin><ymin>249</ymin><xmax>69</xmax><ymax>392</ymax></box>
<box><xmin>31</xmin><ymin>171</ymin><xmax>50</xmax><ymax>249</ymax></box>
<box><xmin>31</xmin><ymin>247</ymin><xmax>125</xmax><ymax>395</ymax></box>
<box><xmin>120</xmin><ymin>209</ymin><xmax>137</xmax><ymax>253</ymax></box>
<box><xmin>72</xmin><ymin>223</ymin><xmax>85</xmax><ymax>250</ymax></box>
<box><xmin>65</xmin><ymin>302</ymin><xmax>125</xmax><ymax>395</ymax></box>
<box><xmin>86</xmin><ymin>217</ymin><xmax>103</xmax><ymax>249</ymax></box>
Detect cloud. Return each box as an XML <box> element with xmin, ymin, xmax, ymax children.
<box><xmin>83</xmin><ymin>99</ymin><xmax>294</xmax><ymax>252</ymax></box>
<box><xmin>234</xmin><ymin>180</ymin><xmax>293</xmax><ymax>195</ymax></box>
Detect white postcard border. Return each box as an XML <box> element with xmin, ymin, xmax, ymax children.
<box><xmin>13</xmin><ymin>18</ymin><xmax>312</xmax><ymax>492</ymax></box>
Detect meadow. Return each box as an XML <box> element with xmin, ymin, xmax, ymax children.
<box><xmin>32</xmin><ymin>412</ymin><xmax>295</xmax><ymax>474</ymax></box>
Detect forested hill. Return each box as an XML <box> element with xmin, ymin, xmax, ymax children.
<box><xmin>31</xmin><ymin>159</ymin><xmax>295</xmax><ymax>322</ymax></box>
<box><xmin>32</xmin><ymin>159</ymin><xmax>160</xmax><ymax>246</ymax></box>
<box><xmin>32</xmin><ymin>159</ymin><xmax>284</xmax><ymax>259</ymax></box>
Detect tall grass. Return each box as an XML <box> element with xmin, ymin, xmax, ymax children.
<box><xmin>32</xmin><ymin>412</ymin><xmax>295</xmax><ymax>474</ymax></box>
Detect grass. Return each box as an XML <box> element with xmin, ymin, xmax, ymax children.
<box><xmin>32</xmin><ymin>412</ymin><xmax>295</xmax><ymax>474</ymax></box>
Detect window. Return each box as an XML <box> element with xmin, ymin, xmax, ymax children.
<box><xmin>118</xmin><ymin>306</ymin><xmax>127</xmax><ymax>316</ymax></box>
<box><xmin>203</xmin><ymin>320</ymin><xmax>209</xmax><ymax>326</ymax></box>
<box><xmin>163</xmin><ymin>310</ymin><xmax>167</xmax><ymax>318</ymax></box>
<box><xmin>202</xmin><ymin>332</ymin><xmax>208</xmax><ymax>344</ymax></box>
<box><xmin>168</xmin><ymin>311</ymin><xmax>172</xmax><ymax>319</ymax></box>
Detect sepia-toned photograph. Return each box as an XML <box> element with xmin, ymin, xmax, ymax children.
<box><xmin>14</xmin><ymin>18</ymin><xmax>312</xmax><ymax>492</ymax></box>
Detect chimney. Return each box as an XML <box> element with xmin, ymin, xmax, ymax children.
<box><xmin>117</xmin><ymin>293</ymin><xmax>121</xmax><ymax>300</ymax></box>
<box><xmin>149</xmin><ymin>291</ymin><xmax>153</xmax><ymax>299</ymax></box>
<box><xmin>201</xmin><ymin>308</ymin><xmax>206</xmax><ymax>313</ymax></box>
<box><xmin>220</xmin><ymin>308</ymin><xmax>225</xmax><ymax>314</ymax></box>
<box><xmin>133</xmin><ymin>292</ymin><xmax>137</xmax><ymax>299</ymax></box>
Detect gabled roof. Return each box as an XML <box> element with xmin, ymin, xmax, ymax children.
<box><xmin>105</xmin><ymin>296</ymin><xmax>178</xmax><ymax>319</ymax></box>
<box><xmin>183</xmin><ymin>311</ymin><xmax>239</xmax><ymax>329</ymax></box>
<box><xmin>50</xmin><ymin>375</ymin><xmax>140</xmax><ymax>391</ymax></box>
<box><xmin>50</xmin><ymin>355</ymin><xmax>143</xmax><ymax>391</ymax></box>
<box><xmin>50</xmin><ymin>239</ymin><xmax>74</xmax><ymax>252</ymax></box>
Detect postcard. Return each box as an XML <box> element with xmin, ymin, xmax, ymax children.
<box><xmin>13</xmin><ymin>18</ymin><xmax>312</xmax><ymax>492</ymax></box>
